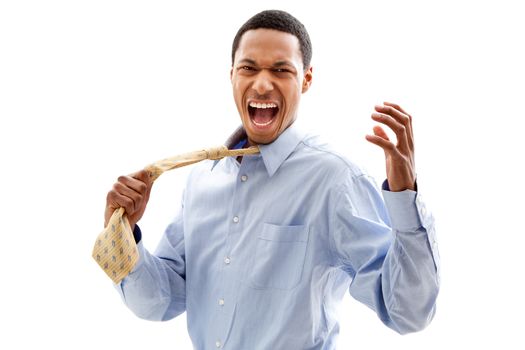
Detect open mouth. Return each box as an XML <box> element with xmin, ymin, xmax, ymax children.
<box><xmin>248</xmin><ymin>101</ymin><xmax>279</xmax><ymax>127</ymax></box>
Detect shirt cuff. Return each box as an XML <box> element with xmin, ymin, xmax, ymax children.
<box><xmin>133</xmin><ymin>224</ymin><xmax>142</xmax><ymax>244</ymax></box>
<box><xmin>381</xmin><ymin>179</ymin><xmax>418</xmax><ymax>192</ymax></box>
<box><xmin>381</xmin><ymin>180</ymin><xmax>423</xmax><ymax>231</ymax></box>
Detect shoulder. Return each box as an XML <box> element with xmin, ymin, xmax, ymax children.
<box><xmin>294</xmin><ymin>133</ymin><xmax>368</xmax><ymax>180</ymax></box>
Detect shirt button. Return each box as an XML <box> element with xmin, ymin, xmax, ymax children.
<box><xmin>215</xmin><ymin>340</ymin><xmax>222</xmax><ymax>348</ymax></box>
<box><xmin>218</xmin><ymin>298</ymin><xmax>225</xmax><ymax>306</ymax></box>
<box><xmin>233</xmin><ymin>216</ymin><xmax>239</xmax><ymax>223</ymax></box>
<box><xmin>224</xmin><ymin>257</ymin><xmax>231</xmax><ymax>264</ymax></box>
<box><xmin>241</xmin><ymin>175</ymin><xmax>248</xmax><ymax>182</ymax></box>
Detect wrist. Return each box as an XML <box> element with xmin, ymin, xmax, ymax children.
<box><xmin>383</xmin><ymin>179</ymin><xmax>418</xmax><ymax>192</ymax></box>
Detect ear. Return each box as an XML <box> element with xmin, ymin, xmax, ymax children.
<box><xmin>230</xmin><ymin>67</ymin><xmax>234</xmax><ymax>82</ymax></box>
<box><xmin>301</xmin><ymin>66</ymin><xmax>313</xmax><ymax>93</ymax></box>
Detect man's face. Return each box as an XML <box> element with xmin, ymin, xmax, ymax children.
<box><xmin>231</xmin><ymin>28</ymin><xmax>312</xmax><ymax>145</ymax></box>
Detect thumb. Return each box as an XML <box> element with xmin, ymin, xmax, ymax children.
<box><xmin>372</xmin><ymin>125</ymin><xmax>390</xmax><ymax>141</ymax></box>
<box><xmin>372</xmin><ymin>125</ymin><xmax>390</xmax><ymax>157</ymax></box>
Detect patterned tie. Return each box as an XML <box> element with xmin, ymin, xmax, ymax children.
<box><xmin>92</xmin><ymin>144</ymin><xmax>260</xmax><ymax>283</ymax></box>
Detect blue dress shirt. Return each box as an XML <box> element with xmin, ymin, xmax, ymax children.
<box><xmin>116</xmin><ymin>123</ymin><xmax>440</xmax><ymax>349</ymax></box>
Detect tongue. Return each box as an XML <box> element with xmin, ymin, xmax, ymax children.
<box><xmin>252</xmin><ymin>108</ymin><xmax>274</xmax><ymax>124</ymax></box>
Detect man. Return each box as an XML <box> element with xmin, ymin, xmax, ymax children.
<box><xmin>104</xmin><ymin>10</ymin><xmax>440</xmax><ymax>349</ymax></box>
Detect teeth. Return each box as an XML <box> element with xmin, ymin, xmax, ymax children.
<box><xmin>253</xmin><ymin>119</ymin><xmax>274</xmax><ymax>126</ymax></box>
<box><xmin>249</xmin><ymin>102</ymin><xmax>277</xmax><ymax>109</ymax></box>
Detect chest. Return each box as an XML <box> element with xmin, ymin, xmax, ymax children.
<box><xmin>182</xmin><ymin>156</ymin><xmax>333</xmax><ymax>290</ymax></box>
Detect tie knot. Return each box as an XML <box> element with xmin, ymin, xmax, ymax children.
<box><xmin>205</xmin><ymin>146</ymin><xmax>229</xmax><ymax>160</ymax></box>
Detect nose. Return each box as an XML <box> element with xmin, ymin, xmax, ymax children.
<box><xmin>252</xmin><ymin>70</ymin><xmax>274</xmax><ymax>95</ymax></box>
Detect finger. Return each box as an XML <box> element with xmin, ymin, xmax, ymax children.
<box><xmin>371</xmin><ymin>112</ymin><xmax>409</xmax><ymax>151</ymax></box>
<box><xmin>382</xmin><ymin>101</ymin><xmax>411</xmax><ymax>117</ymax></box>
<box><xmin>375</xmin><ymin>104</ymin><xmax>412</xmax><ymax>133</ymax></box>
<box><xmin>131</xmin><ymin>169</ymin><xmax>153</xmax><ymax>187</ymax></box>
<box><xmin>375</xmin><ymin>104</ymin><xmax>411</xmax><ymax>125</ymax></box>
<box><xmin>372</xmin><ymin>125</ymin><xmax>389</xmax><ymax>141</ymax></box>
<box><xmin>380</xmin><ymin>102</ymin><xmax>414</xmax><ymax>150</ymax></box>
<box><xmin>107</xmin><ymin>190</ymin><xmax>137</xmax><ymax>216</ymax></box>
<box><xmin>365</xmin><ymin>134</ymin><xmax>397</xmax><ymax>154</ymax></box>
<box><xmin>131</xmin><ymin>169</ymin><xmax>153</xmax><ymax>202</ymax></box>
<box><xmin>371</xmin><ymin>125</ymin><xmax>389</xmax><ymax>157</ymax></box>
<box><xmin>119</xmin><ymin>174</ymin><xmax>148</xmax><ymax>196</ymax></box>
<box><xmin>113</xmin><ymin>181</ymin><xmax>144</xmax><ymax>209</ymax></box>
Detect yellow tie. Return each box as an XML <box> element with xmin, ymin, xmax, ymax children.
<box><xmin>92</xmin><ymin>145</ymin><xmax>260</xmax><ymax>283</ymax></box>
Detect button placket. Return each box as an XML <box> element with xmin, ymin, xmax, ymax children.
<box><xmin>212</xmin><ymin>157</ymin><xmax>254</xmax><ymax>347</ymax></box>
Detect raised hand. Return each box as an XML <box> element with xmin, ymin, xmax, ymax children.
<box><xmin>365</xmin><ymin>102</ymin><xmax>416</xmax><ymax>192</ymax></box>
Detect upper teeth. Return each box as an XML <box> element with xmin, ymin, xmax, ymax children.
<box><xmin>249</xmin><ymin>102</ymin><xmax>277</xmax><ymax>109</ymax></box>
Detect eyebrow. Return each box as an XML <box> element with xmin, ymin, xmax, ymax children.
<box><xmin>272</xmin><ymin>60</ymin><xmax>295</xmax><ymax>68</ymax></box>
<box><xmin>237</xmin><ymin>59</ymin><xmax>257</xmax><ymax>66</ymax></box>
<box><xmin>237</xmin><ymin>58</ymin><xmax>296</xmax><ymax>69</ymax></box>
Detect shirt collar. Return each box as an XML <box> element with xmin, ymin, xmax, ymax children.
<box><xmin>211</xmin><ymin>122</ymin><xmax>306</xmax><ymax>177</ymax></box>
<box><xmin>258</xmin><ymin>123</ymin><xmax>305</xmax><ymax>177</ymax></box>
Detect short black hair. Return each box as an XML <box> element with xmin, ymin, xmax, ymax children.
<box><xmin>231</xmin><ymin>10</ymin><xmax>312</xmax><ymax>71</ymax></box>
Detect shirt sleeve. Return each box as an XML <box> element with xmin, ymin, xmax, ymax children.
<box><xmin>114</xmin><ymin>196</ymin><xmax>187</xmax><ymax>322</ymax></box>
<box><xmin>329</xmin><ymin>173</ymin><xmax>440</xmax><ymax>334</ymax></box>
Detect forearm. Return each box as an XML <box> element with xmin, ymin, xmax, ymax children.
<box><xmin>380</xmin><ymin>187</ymin><xmax>440</xmax><ymax>333</ymax></box>
<box><xmin>114</xmin><ymin>228</ymin><xmax>187</xmax><ymax>321</ymax></box>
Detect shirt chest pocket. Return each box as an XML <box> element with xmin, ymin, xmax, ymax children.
<box><xmin>249</xmin><ymin>223</ymin><xmax>309</xmax><ymax>290</ymax></box>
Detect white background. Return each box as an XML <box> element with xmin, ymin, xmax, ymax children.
<box><xmin>1</xmin><ymin>0</ymin><xmax>524</xmax><ymax>349</ymax></box>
